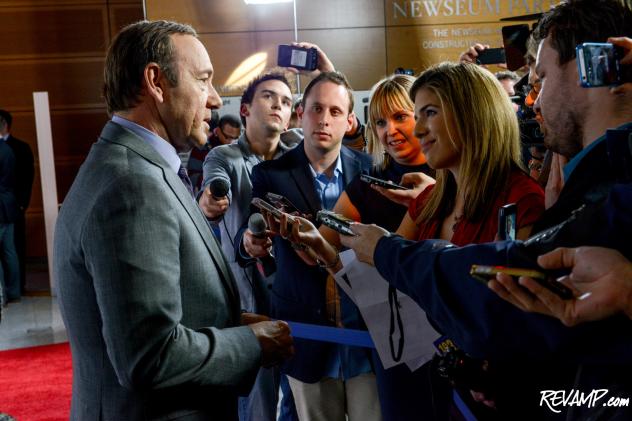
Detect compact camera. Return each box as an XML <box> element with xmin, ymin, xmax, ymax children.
<box><xmin>278</xmin><ymin>44</ymin><xmax>318</xmax><ymax>71</ymax></box>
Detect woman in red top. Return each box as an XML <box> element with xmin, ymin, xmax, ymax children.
<box><xmin>395</xmin><ymin>62</ymin><xmax>544</xmax><ymax>244</ymax></box>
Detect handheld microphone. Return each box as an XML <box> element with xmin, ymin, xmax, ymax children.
<box><xmin>248</xmin><ymin>213</ymin><xmax>276</xmax><ymax>277</ymax></box>
<box><xmin>209</xmin><ymin>178</ymin><xmax>229</xmax><ymax>199</ymax></box>
<box><xmin>248</xmin><ymin>213</ymin><xmax>268</xmax><ymax>238</ymax></box>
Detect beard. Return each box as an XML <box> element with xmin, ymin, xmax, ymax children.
<box><xmin>542</xmin><ymin>110</ymin><xmax>584</xmax><ymax>160</ymax></box>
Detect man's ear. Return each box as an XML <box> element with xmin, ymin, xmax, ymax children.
<box><xmin>240</xmin><ymin>103</ymin><xmax>250</xmax><ymax>120</ymax></box>
<box><xmin>144</xmin><ymin>62</ymin><xmax>166</xmax><ymax>103</ymax></box>
<box><xmin>346</xmin><ymin>111</ymin><xmax>356</xmax><ymax>131</ymax></box>
<box><xmin>296</xmin><ymin>103</ymin><xmax>304</xmax><ymax>121</ymax></box>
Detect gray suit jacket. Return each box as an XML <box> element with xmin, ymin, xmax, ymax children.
<box><xmin>54</xmin><ymin>121</ymin><xmax>261</xmax><ymax>420</ymax></box>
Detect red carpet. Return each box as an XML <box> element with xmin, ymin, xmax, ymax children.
<box><xmin>0</xmin><ymin>343</ymin><xmax>72</xmax><ymax>421</ymax></box>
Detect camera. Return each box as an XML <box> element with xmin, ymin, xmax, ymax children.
<box><xmin>278</xmin><ymin>44</ymin><xmax>318</xmax><ymax>71</ymax></box>
<box><xmin>577</xmin><ymin>42</ymin><xmax>623</xmax><ymax>87</ymax></box>
<box><xmin>394</xmin><ymin>67</ymin><xmax>414</xmax><ymax>76</ymax></box>
<box><xmin>513</xmin><ymin>75</ymin><xmax>545</xmax><ymax>147</ymax></box>
<box><xmin>434</xmin><ymin>349</ymin><xmax>493</xmax><ymax>393</ymax></box>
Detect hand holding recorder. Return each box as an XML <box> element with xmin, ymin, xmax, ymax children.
<box><xmin>488</xmin><ymin>247</ymin><xmax>632</xmax><ymax>326</ymax></box>
<box><xmin>369</xmin><ymin>172</ymin><xmax>435</xmax><ymax>207</ymax></box>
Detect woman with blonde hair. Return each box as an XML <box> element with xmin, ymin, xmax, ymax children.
<box><xmin>318</xmin><ymin>73</ymin><xmax>435</xmax><ymax>252</ymax></box>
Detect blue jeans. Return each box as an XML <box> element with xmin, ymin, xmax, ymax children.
<box><xmin>0</xmin><ymin>223</ymin><xmax>20</xmax><ymax>302</ymax></box>
<box><xmin>237</xmin><ymin>367</ymin><xmax>298</xmax><ymax>421</ymax></box>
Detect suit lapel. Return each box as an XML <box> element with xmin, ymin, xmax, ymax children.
<box><xmin>340</xmin><ymin>146</ymin><xmax>362</xmax><ymax>186</ymax></box>
<box><xmin>289</xmin><ymin>144</ymin><xmax>323</xmax><ymax>214</ymax></box>
<box><xmin>100</xmin><ymin>122</ymin><xmax>241</xmax><ymax>314</ymax></box>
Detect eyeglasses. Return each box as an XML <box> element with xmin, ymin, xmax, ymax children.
<box><xmin>219</xmin><ymin>128</ymin><xmax>240</xmax><ymax>142</ymax></box>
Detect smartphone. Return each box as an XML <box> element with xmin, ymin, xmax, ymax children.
<box><xmin>576</xmin><ymin>42</ymin><xmax>622</xmax><ymax>87</ymax></box>
<box><xmin>251</xmin><ymin>197</ymin><xmax>283</xmax><ymax>219</ymax></box>
<box><xmin>265</xmin><ymin>192</ymin><xmax>300</xmax><ymax>215</ymax></box>
<box><xmin>498</xmin><ymin>203</ymin><xmax>517</xmax><ymax>241</ymax></box>
<box><xmin>278</xmin><ymin>44</ymin><xmax>318</xmax><ymax>71</ymax></box>
<box><xmin>476</xmin><ymin>47</ymin><xmax>506</xmax><ymax>65</ymax></box>
<box><xmin>502</xmin><ymin>24</ymin><xmax>530</xmax><ymax>71</ymax></box>
<box><xmin>316</xmin><ymin>210</ymin><xmax>356</xmax><ymax>236</ymax></box>
<box><xmin>360</xmin><ymin>174</ymin><xmax>409</xmax><ymax>190</ymax></box>
<box><xmin>470</xmin><ymin>265</ymin><xmax>574</xmax><ymax>299</ymax></box>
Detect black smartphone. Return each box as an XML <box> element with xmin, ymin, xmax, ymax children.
<box><xmin>476</xmin><ymin>47</ymin><xmax>506</xmax><ymax>65</ymax></box>
<box><xmin>470</xmin><ymin>265</ymin><xmax>574</xmax><ymax>299</ymax></box>
<box><xmin>360</xmin><ymin>174</ymin><xmax>409</xmax><ymax>190</ymax></box>
<box><xmin>251</xmin><ymin>197</ymin><xmax>283</xmax><ymax>219</ymax></box>
<box><xmin>576</xmin><ymin>42</ymin><xmax>622</xmax><ymax>87</ymax></box>
<box><xmin>316</xmin><ymin>210</ymin><xmax>356</xmax><ymax>236</ymax></box>
<box><xmin>498</xmin><ymin>203</ymin><xmax>517</xmax><ymax>241</ymax></box>
<box><xmin>265</xmin><ymin>192</ymin><xmax>300</xmax><ymax>215</ymax></box>
<box><xmin>278</xmin><ymin>44</ymin><xmax>318</xmax><ymax>71</ymax></box>
<box><xmin>502</xmin><ymin>24</ymin><xmax>530</xmax><ymax>71</ymax></box>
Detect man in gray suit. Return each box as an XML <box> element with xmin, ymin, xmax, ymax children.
<box><xmin>54</xmin><ymin>20</ymin><xmax>293</xmax><ymax>420</ymax></box>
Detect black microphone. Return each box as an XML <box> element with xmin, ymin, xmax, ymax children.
<box><xmin>248</xmin><ymin>213</ymin><xmax>268</xmax><ymax>238</ymax></box>
<box><xmin>209</xmin><ymin>178</ymin><xmax>229</xmax><ymax>199</ymax></box>
<box><xmin>248</xmin><ymin>213</ymin><xmax>276</xmax><ymax>277</ymax></box>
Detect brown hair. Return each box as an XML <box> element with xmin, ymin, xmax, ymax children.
<box><xmin>410</xmin><ymin>62</ymin><xmax>523</xmax><ymax>224</ymax></box>
<box><xmin>103</xmin><ymin>20</ymin><xmax>196</xmax><ymax>114</ymax></box>
<box><xmin>301</xmin><ymin>71</ymin><xmax>354</xmax><ymax>114</ymax></box>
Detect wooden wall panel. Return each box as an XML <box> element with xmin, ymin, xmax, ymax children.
<box><xmin>146</xmin><ymin>0</ymin><xmax>293</xmax><ymax>32</ymax></box>
<box><xmin>25</xmin><ymin>212</ymin><xmax>47</xmax><ymax>257</ymax></box>
<box><xmin>11</xmin><ymin>109</ymin><xmax>109</xmax><ymax>159</ymax></box>
<box><xmin>295</xmin><ymin>0</ymin><xmax>384</xmax><ymax>30</ymax></box>
<box><xmin>0</xmin><ymin>58</ymin><xmax>106</xmax><ymax>112</ymax></box>
<box><xmin>0</xmin><ymin>6</ymin><xmax>109</xmax><ymax>59</ymax></box>
<box><xmin>54</xmin><ymin>157</ymin><xmax>89</xmax><ymax>201</ymax></box>
<box><xmin>0</xmin><ymin>0</ymin><xmax>143</xmax><ymax>258</ymax></box>
<box><xmin>295</xmin><ymin>28</ymin><xmax>387</xmax><ymax>91</ymax></box>
<box><xmin>0</xmin><ymin>0</ymin><xmax>104</xmax><ymax>5</ymax></box>
<box><xmin>200</xmin><ymin>31</ymin><xmax>294</xmax><ymax>96</ymax></box>
<box><xmin>200</xmin><ymin>27</ymin><xmax>386</xmax><ymax>96</ymax></box>
<box><xmin>146</xmin><ymin>0</ymin><xmax>383</xmax><ymax>33</ymax></box>
<box><xmin>109</xmin><ymin>3</ymin><xmax>145</xmax><ymax>36</ymax></box>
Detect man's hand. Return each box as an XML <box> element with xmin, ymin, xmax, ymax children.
<box><xmin>459</xmin><ymin>43</ymin><xmax>489</xmax><ymax>64</ymax></box>
<box><xmin>489</xmin><ymin>247</ymin><xmax>632</xmax><ymax>326</ymax></box>
<box><xmin>608</xmin><ymin>37</ymin><xmax>632</xmax><ymax>95</ymax></box>
<box><xmin>371</xmin><ymin>172</ymin><xmax>435</xmax><ymax>207</ymax></box>
<box><xmin>198</xmin><ymin>185</ymin><xmax>229</xmax><ymax>220</ymax></box>
<box><xmin>545</xmin><ymin>153</ymin><xmax>566</xmax><ymax>209</ymax></box>
<box><xmin>243</xmin><ymin>228</ymin><xmax>273</xmax><ymax>259</ymax></box>
<box><xmin>241</xmin><ymin>312</ymin><xmax>270</xmax><ymax>325</ymax></box>
<box><xmin>339</xmin><ymin>223</ymin><xmax>390</xmax><ymax>266</ymax></box>
<box><xmin>248</xmin><ymin>320</ymin><xmax>294</xmax><ymax>368</ymax></box>
<box><xmin>284</xmin><ymin>42</ymin><xmax>335</xmax><ymax>77</ymax></box>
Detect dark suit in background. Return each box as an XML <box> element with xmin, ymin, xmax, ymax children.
<box><xmin>0</xmin><ymin>141</ymin><xmax>20</xmax><ymax>305</ymax></box>
<box><xmin>4</xmin><ymin>134</ymin><xmax>34</xmax><ymax>294</ymax></box>
<box><xmin>244</xmin><ymin>142</ymin><xmax>372</xmax><ymax>383</ymax></box>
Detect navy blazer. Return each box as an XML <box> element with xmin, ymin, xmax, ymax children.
<box><xmin>371</xmin><ymin>129</ymin><xmax>632</xmax><ymax>419</ymax></box>
<box><xmin>4</xmin><ymin>135</ymin><xmax>34</xmax><ymax>211</ymax></box>
<box><xmin>0</xmin><ymin>141</ymin><xmax>19</xmax><ymax>223</ymax></box>
<box><xmin>242</xmin><ymin>141</ymin><xmax>372</xmax><ymax>382</ymax></box>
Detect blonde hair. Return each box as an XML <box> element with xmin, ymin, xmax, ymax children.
<box><xmin>409</xmin><ymin>62</ymin><xmax>523</xmax><ymax>224</ymax></box>
<box><xmin>366</xmin><ymin>74</ymin><xmax>416</xmax><ymax>170</ymax></box>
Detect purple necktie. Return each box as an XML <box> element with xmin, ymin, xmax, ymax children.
<box><xmin>177</xmin><ymin>165</ymin><xmax>194</xmax><ymax>198</ymax></box>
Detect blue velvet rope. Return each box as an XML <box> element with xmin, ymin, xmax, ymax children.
<box><xmin>287</xmin><ymin>322</ymin><xmax>375</xmax><ymax>348</ymax></box>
